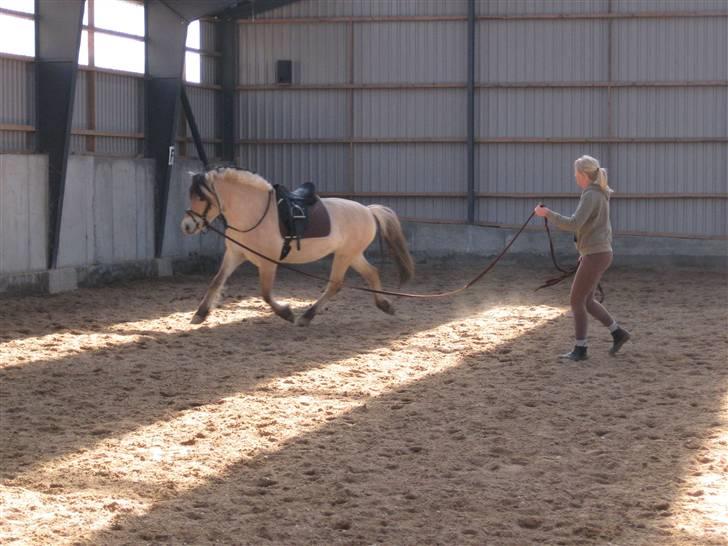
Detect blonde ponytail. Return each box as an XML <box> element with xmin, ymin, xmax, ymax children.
<box><xmin>596</xmin><ymin>167</ymin><xmax>612</xmax><ymax>195</ymax></box>
<box><xmin>574</xmin><ymin>155</ymin><xmax>613</xmax><ymax>195</ymax></box>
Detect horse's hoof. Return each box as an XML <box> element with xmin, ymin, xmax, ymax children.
<box><xmin>190</xmin><ymin>313</ymin><xmax>205</xmax><ymax>325</ymax></box>
<box><xmin>279</xmin><ymin>306</ymin><xmax>295</xmax><ymax>323</ymax></box>
<box><xmin>295</xmin><ymin>317</ymin><xmax>310</xmax><ymax>327</ymax></box>
<box><xmin>376</xmin><ymin>299</ymin><xmax>396</xmax><ymax>315</ymax></box>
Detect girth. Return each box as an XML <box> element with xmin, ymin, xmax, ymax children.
<box><xmin>274</xmin><ymin>182</ymin><xmax>331</xmax><ymax>260</ymax></box>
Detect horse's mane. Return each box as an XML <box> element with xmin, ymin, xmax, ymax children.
<box><xmin>213</xmin><ymin>167</ymin><xmax>272</xmax><ymax>193</ymax></box>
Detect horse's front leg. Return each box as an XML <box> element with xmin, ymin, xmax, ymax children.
<box><xmin>191</xmin><ymin>250</ymin><xmax>246</xmax><ymax>324</ymax></box>
<box><xmin>296</xmin><ymin>254</ymin><xmax>351</xmax><ymax>327</ymax></box>
<box><xmin>258</xmin><ymin>263</ymin><xmax>295</xmax><ymax>323</ymax></box>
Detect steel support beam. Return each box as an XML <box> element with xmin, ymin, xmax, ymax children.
<box><xmin>218</xmin><ymin>17</ymin><xmax>238</xmax><ymax>163</ymax></box>
<box><xmin>35</xmin><ymin>0</ymin><xmax>86</xmax><ymax>269</ymax></box>
<box><xmin>466</xmin><ymin>0</ymin><xmax>476</xmax><ymax>224</ymax></box>
<box><xmin>144</xmin><ymin>0</ymin><xmax>239</xmax><ymax>258</ymax></box>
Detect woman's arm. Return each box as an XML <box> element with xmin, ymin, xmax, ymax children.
<box><xmin>534</xmin><ymin>192</ymin><xmax>597</xmax><ymax>233</ymax></box>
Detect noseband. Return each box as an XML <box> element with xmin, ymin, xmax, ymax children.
<box><xmin>185</xmin><ymin>176</ymin><xmax>273</xmax><ymax>234</ymax></box>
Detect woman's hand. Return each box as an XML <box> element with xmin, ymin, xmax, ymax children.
<box><xmin>534</xmin><ymin>204</ymin><xmax>550</xmax><ymax>218</ymax></box>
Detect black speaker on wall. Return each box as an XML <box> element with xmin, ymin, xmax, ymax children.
<box><xmin>276</xmin><ymin>60</ymin><xmax>292</xmax><ymax>84</ymax></box>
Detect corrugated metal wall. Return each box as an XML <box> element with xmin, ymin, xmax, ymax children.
<box><xmin>237</xmin><ymin>0</ymin><xmax>727</xmax><ymax>239</ymax></box>
<box><xmin>0</xmin><ymin>56</ymin><xmax>35</xmax><ymax>152</ymax></box>
<box><xmin>1</xmin><ymin>17</ymin><xmax>220</xmax><ymax>161</ymax></box>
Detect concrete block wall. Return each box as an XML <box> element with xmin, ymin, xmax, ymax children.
<box><xmin>0</xmin><ymin>154</ymin><xmax>48</xmax><ymax>275</ymax></box>
<box><xmin>0</xmin><ymin>154</ymin><xmax>224</xmax><ymax>280</ymax></box>
<box><xmin>57</xmin><ymin>156</ymin><xmax>156</xmax><ymax>267</ymax></box>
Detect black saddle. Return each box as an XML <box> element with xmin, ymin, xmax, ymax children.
<box><xmin>288</xmin><ymin>181</ymin><xmax>317</xmax><ymax>205</ymax></box>
<box><xmin>274</xmin><ymin>182</ymin><xmax>331</xmax><ymax>260</ymax></box>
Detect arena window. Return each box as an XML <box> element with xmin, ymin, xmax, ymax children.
<box><xmin>85</xmin><ymin>0</ymin><xmax>144</xmax><ymax>73</ymax></box>
<box><xmin>0</xmin><ymin>0</ymin><xmax>35</xmax><ymax>58</ymax></box>
<box><xmin>185</xmin><ymin>20</ymin><xmax>201</xmax><ymax>84</ymax></box>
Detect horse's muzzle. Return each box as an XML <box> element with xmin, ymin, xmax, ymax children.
<box><xmin>181</xmin><ymin>214</ymin><xmax>203</xmax><ymax>235</ymax></box>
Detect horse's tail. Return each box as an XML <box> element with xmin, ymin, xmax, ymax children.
<box><xmin>368</xmin><ymin>205</ymin><xmax>415</xmax><ymax>285</ymax></box>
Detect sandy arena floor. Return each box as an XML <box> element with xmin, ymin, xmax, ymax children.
<box><xmin>1</xmin><ymin>261</ymin><xmax>727</xmax><ymax>545</ymax></box>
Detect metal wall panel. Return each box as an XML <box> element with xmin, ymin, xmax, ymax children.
<box><xmin>234</xmin><ymin>0</ymin><xmax>726</xmax><ymax>238</ymax></box>
<box><xmin>613</xmin><ymin>0</ymin><xmax>728</xmax><ymax>12</ymax></box>
<box><xmin>476</xmin><ymin>143</ymin><xmax>610</xmax><ymax>194</ymax></box>
<box><xmin>0</xmin><ymin>133</ymin><xmax>30</xmax><ymax>152</ymax></box>
<box><xmin>476</xmin><ymin>20</ymin><xmax>609</xmax><ymax>82</ymax></box>
<box><xmin>237</xmin><ymin>144</ymin><xmax>348</xmax><ymax>192</ymax></box>
<box><xmin>354</xmin><ymin>195</ymin><xmax>467</xmax><ymax>222</ymax></box>
<box><xmin>95</xmin><ymin>137</ymin><xmax>140</xmax><ymax>157</ymax></box>
<box><xmin>262</xmin><ymin>0</ymin><xmax>468</xmax><ymax>17</ymax></box>
<box><xmin>613</xmin><ymin>17</ymin><xmax>728</xmax><ymax>81</ymax></box>
<box><xmin>0</xmin><ymin>57</ymin><xmax>33</xmax><ymax>125</ymax></box>
<box><xmin>201</xmin><ymin>55</ymin><xmax>218</xmax><ymax>84</ymax></box>
<box><xmin>612</xmin><ymin>88</ymin><xmax>727</xmax><ymax>138</ymax></box>
<box><xmin>355</xmin><ymin>89</ymin><xmax>465</xmax><ymax>138</ymax></box>
<box><xmin>186</xmin><ymin>86</ymin><xmax>218</xmax><ymax>140</ymax></box>
<box><xmin>71</xmin><ymin>70</ymin><xmax>88</xmax><ymax>130</ymax></box>
<box><xmin>355</xmin><ymin>22</ymin><xmax>466</xmax><ymax>83</ymax></box>
<box><xmin>476</xmin><ymin>0</ymin><xmax>608</xmax><ymax>15</ymax></box>
<box><xmin>238</xmin><ymin>23</ymin><xmax>348</xmax><ymax>85</ymax></box>
<box><xmin>239</xmin><ymin>90</ymin><xmax>348</xmax><ymax>139</ymax></box>
<box><xmin>610</xmin><ymin>143</ymin><xmax>727</xmax><ymax>195</ymax></box>
<box><xmin>477</xmin><ymin>89</ymin><xmax>609</xmax><ymax>138</ymax></box>
<box><xmin>355</xmin><ymin>143</ymin><xmax>467</xmax><ymax>194</ymax></box>
<box><xmin>200</xmin><ymin>20</ymin><xmax>216</xmax><ymax>52</ymax></box>
<box><xmin>96</xmin><ymin>72</ymin><xmax>143</xmax><ymax>133</ymax></box>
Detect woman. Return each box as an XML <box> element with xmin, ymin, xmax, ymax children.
<box><xmin>534</xmin><ymin>155</ymin><xmax>630</xmax><ymax>361</ymax></box>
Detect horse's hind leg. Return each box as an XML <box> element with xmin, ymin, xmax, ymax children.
<box><xmin>258</xmin><ymin>263</ymin><xmax>295</xmax><ymax>323</ymax></box>
<box><xmin>192</xmin><ymin>251</ymin><xmax>246</xmax><ymax>324</ymax></box>
<box><xmin>351</xmin><ymin>254</ymin><xmax>394</xmax><ymax>315</ymax></box>
<box><xmin>296</xmin><ymin>254</ymin><xmax>351</xmax><ymax>327</ymax></box>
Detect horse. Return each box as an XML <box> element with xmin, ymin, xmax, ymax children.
<box><xmin>180</xmin><ymin>168</ymin><xmax>415</xmax><ymax>327</ymax></box>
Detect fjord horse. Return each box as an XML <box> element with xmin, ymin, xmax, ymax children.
<box><xmin>181</xmin><ymin>168</ymin><xmax>415</xmax><ymax>326</ymax></box>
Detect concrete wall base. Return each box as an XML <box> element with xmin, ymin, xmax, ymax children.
<box><xmin>2</xmin><ymin>222</ymin><xmax>725</xmax><ymax>297</ymax></box>
<box><xmin>402</xmin><ymin>222</ymin><xmax>728</xmax><ymax>270</ymax></box>
<box><xmin>48</xmin><ymin>268</ymin><xmax>78</xmax><ymax>294</ymax></box>
<box><xmin>0</xmin><ymin>256</ymin><xmax>223</xmax><ymax>297</ymax></box>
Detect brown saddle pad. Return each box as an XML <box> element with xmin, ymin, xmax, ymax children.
<box><xmin>278</xmin><ymin>198</ymin><xmax>331</xmax><ymax>240</ymax></box>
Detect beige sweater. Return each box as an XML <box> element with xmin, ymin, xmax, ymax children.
<box><xmin>546</xmin><ymin>184</ymin><xmax>613</xmax><ymax>256</ymax></box>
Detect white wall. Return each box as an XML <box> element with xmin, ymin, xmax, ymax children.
<box><xmin>0</xmin><ymin>154</ymin><xmax>48</xmax><ymax>274</ymax></box>
<box><xmin>0</xmin><ymin>153</ymin><xmax>223</xmax><ymax>276</ymax></box>
<box><xmin>57</xmin><ymin>156</ymin><xmax>156</xmax><ymax>267</ymax></box>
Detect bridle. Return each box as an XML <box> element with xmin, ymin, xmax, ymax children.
<box><xmin>185</xmin><ymin>176</ymin><xmax>273</xmax><ymax>234</ymax></box>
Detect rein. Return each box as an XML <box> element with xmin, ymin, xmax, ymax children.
<box><xmin>190</xmin><ymin>209</ymin><xmax>543</xmax><ymax>299</ymax></box>
<box><xmin>537</xmin><ymin>218</ymin><xmax>605</xmax><ymax>303</ymax></box>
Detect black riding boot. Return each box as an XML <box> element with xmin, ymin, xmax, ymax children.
<box><xmin>560</xmin><ymin>346</ymin><xmax>588</xmax><ymax>361</ymax></box>
<box><xmin>609</xmin><ymin>328</ymin><xmax>631</xmax><ymax>355</ymax></box>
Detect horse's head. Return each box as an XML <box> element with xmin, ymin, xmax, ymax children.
<box><xmin>181</xmin><ymin>171</ymin><xmax>221</xmax><ymax>235</ymax></box>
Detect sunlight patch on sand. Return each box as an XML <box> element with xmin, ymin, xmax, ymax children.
<box><xmin>0</xmin><ymin>302</ymin><xmax>262</xmax><ymax>368</ymax></box>
<box><xmin>669</xmin><ymin>395</ymin><xmax>728</xmax><ymax>543</ymax></box>
<box><xmin>3</xmin><ymin>304</ymin><xmax>563</xmax><ymax>544</ymax></box>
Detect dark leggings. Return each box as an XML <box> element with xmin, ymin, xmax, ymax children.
<box><xmin>570</xmin><ymin>252</ymin><xmax>614</xmax><ymax>340</ymax></box>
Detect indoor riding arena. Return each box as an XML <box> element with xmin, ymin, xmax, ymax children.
<box><xmin>1</xmin><ymin>1</ymin><xmax>726</xmax><ymax>545</ymax></box>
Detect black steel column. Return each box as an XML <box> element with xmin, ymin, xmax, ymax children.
<box><xmin>466</xmin><ymin>0</ymin><xmax>476</xmax><ymax>224</ymax></box>
<box><xmin>219</xmin><ymin>17</ymin><xmax>238</xmax><ymax>163</ymax></box>
<box><xmin>145</xmin><ymin>0</ymin><xmax>244</xmax><ymax>258</ymax></box>
<box><xmin>35</xmin><ymin>0</ymin><xmax>85</xmax><ymax>269</ymax></box>
<box><xmin>145</xmin><ymin>0</ymin><xmax>190</xmax><ymax>258</ymax></box>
